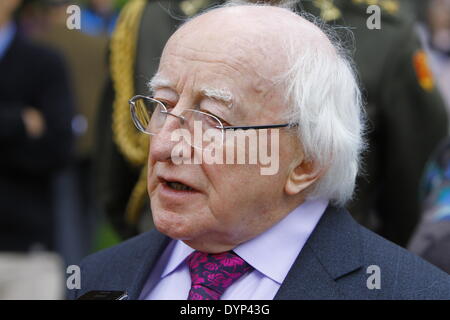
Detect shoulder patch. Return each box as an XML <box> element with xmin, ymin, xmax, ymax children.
<box><xmin>413</xmin><ymin>50</ymin><xmax>435</xmax><ymax>92</ymax></box>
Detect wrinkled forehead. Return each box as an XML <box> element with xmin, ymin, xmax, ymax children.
<box><xmin>158</xmin><ymin>6</ymin><xmax>331</xmax><ymax>84</ymax></box>
<box><xmin>153</xmin><ymin>5</ymin><xmax>337</xmax><ymax>120</ymax></box>
<box><xmin>162</xmin><ymin>13</ymin><xmax>281</xmax><ymax>82</ymax></box>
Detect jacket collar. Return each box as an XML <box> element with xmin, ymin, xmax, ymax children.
<box><xmin>126</xmin><ymin>230</ymin><xmax>171</xmax><ymax>300</ymax></box>
<box><xmin>274</xmin><ymin>206</ymin><xmax>364</xmax><ymax>299</ymax></box>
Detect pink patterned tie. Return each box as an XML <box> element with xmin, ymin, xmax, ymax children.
<box><xmin>186</xmin><ymin>251</ymin><xmax>253</xmax><ymax>300</ymax></box>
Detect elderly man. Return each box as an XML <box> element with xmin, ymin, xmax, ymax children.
<box><xmin>70</xmin><ymin>4</ymin><xmax>450</xmax><ymax>300</ymax></box>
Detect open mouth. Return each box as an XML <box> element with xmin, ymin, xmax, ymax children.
<box><xmin>158</xmin><ymin>176</ymin><xmax>198</xmax><ymax>193</ymax></box>
<box><xmin>165</xmin><ymin>181</ymin><xmax>195</xmax><ymax>192</ymax></box>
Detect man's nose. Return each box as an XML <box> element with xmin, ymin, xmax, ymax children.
<box><xmin>149</xmin><ymin>113</ymin><xmax>187</xmax><ymax>163</ymax></box>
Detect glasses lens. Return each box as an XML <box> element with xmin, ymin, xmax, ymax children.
<box><xmin>181</xmin><ymin>110</ymin><xmax>224</xmax><ymax>150</ymax></box>
<box><xmin>133</xmin><ymin>97</ymin><xmax>165</xmax><ymax>134</ymax></box>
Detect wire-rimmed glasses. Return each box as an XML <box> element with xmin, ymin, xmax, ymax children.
<box><xmin>129</xmin><ymin>95</ymin><xmax>295</xmax><ymax>150</ymax></box>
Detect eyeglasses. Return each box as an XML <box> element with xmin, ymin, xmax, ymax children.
<box><xmin>129</xmin><ymin>95</ymin><xmax>296</xmax><ymax>150</ymax></box>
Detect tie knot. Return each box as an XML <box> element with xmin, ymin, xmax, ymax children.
<box><xmin>186</xmin><ymin>251</ymin><xmax>253</xmax><ymax>300</ymax></box>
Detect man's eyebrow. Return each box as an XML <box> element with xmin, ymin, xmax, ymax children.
<box><xmin>201</xmin><ymin>87</ymin><xmax>234</xmax><ymax>109</ymax></box>
<box><xmin>148</xmin><ymin>75</ymin><xmax>175</xmax><ymax>93</ymax></box>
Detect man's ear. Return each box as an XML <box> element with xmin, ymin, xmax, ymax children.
<box><xmin>285</xmin><ymin>157</ymin><xmax>322</xmax><ymax>196</ymax></box>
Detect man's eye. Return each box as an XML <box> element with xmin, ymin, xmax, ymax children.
<box><xmin>156</xmin><ymin>99</ymin><xmax>175</xmax><ymax>110</ymax></box>
<box><xmin>202</xmin><ymin>111</ymin><xmax>230</xmax><ymax>126</ymax></box>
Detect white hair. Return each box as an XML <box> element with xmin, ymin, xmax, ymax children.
<box><xmin>176</xmin><ymin>1</ymin><xmax>367</xmax><ymax>206</ymax></box>
<box><xmin>278</xmin><ymin>10</ymin><xmax>366</xmax><ymax>206</ymax></box>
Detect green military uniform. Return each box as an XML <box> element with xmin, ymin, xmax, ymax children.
<box><xmin>95</xmin><ymin>0</ymin><xmax>449</xmax><ymax>247</ymax></box>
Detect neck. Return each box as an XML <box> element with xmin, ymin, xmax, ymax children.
<box><xmin>184</xmin><ymin>198</ymin><xmax>308</xmax><ymax>253</ymax></box>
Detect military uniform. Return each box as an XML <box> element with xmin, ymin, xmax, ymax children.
<box><xmin>95</xmin><ymin>0</ymin><xmax>449</xmax><ymax>247</ymax></box>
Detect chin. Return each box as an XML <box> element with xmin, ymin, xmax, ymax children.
<box><xmin>152</xmin><ymin>208</ymin><xmax>196</xmax><ymax>240</ymax></box>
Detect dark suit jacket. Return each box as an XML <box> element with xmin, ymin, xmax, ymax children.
<box><xmin>0</xmin><ymin>31</ymin><xmax>74</xmax><ymax>251</ymax></box>
<box><xmin>69</xmin><ymin>206</ymin><xmax>450</xmax><ymax>299</ymax></box>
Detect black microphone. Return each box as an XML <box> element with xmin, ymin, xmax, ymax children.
<box><xmin>77</xmin><ymin>290</ymin><xmax>128</xmax><ymax>300</ymax></box>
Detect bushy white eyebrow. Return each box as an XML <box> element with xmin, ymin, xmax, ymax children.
<box><xmin>148</xmin><ymin>74</ymin><xmax>174</xmax><ymax>93</ymax></box>
<box><xmin>201</xmin><ymin>87</ymin><xmax>233</xmax><ymax>109</ymax></box>
<box><xmin>148</xmin><ymin>75</ymin><xmax>234</xmax><ymax>109</ymax></box>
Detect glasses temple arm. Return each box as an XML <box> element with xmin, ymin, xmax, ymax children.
<box><xmin>220</xmin><ymin>123</ymin><xmax>297</xmax><ymax>130</ymax></box>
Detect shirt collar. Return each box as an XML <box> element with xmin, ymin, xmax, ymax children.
<box><xmin>160</xmin><ymin>199</ymin><xmax>329</xmax><ymax>283</ymax></box>
<box><xmin>0</xmin><ymin>22</ymin><xmax>16</xmax><ymax>60</ymax></box>
<box><xmin>161</xmin><ymin>238</ymin><xmax>194</xmax><ymax>278</ymax></box>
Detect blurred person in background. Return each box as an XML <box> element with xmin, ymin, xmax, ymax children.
<box><xmin>416</xmin><ymin>0</ymin><xmax>450</xmax><ymax>111</ymax></box>
<box><xmin>408</xmin><ymin>0</ymin><xmax>450</xmax><ymax>274</ymax></box>
<box><xmin>33</xmin><ymin>0</ymin><xmax>109</xmax><ymax>265</ymax></box>
<box><xmin>408</xmin><ymin>138</ymin><xmax>450</xmax><ymax>274</ymax></box>
<box><xmin>80</xmin><ymin>0</ymin><xmax>119</xmax><ymax>36</ymax></box>
<box><xmin>0</xmin><ymin>0</ymin><xmax>74</xmax><ymax>299</ymax></box>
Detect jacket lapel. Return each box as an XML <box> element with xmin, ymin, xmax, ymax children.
<box><xmin>126</xmin><ymin>229</ymin><xmax>171</xmax><ymax>300</ymax></box>
<box><xmin>275</xmin><ymin>206</ymin><xmax>364</xmax><ymax>299</ymax></box>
